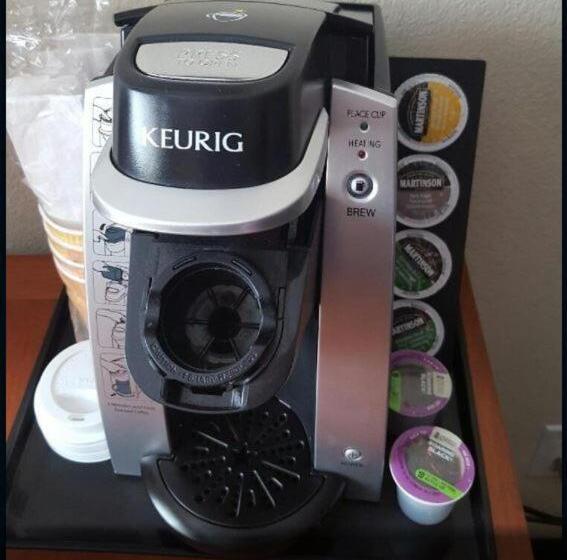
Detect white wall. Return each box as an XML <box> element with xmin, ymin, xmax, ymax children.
<box><xmin>6</xmin><ymin>0</ymin><xmax>561</xmax><ymax>535</ymax></box>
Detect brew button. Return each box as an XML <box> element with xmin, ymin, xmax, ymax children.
<box><xmin>346</xmin><ymin>173</ymin><xmax>373</xmax><ymax>199</ymax></box>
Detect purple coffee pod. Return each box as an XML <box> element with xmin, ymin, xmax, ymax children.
<box><xmin>389</xmin><ymin>426</ymin><xmax>475</xmax><ymax>525</ymax></box>
<box><xmin>389</xmin><ymin>350</ymin><xmax>452</xmax><ymax>435</ymax></box>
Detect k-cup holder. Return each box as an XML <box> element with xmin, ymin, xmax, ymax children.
<box><xmin>159</xmin><ymin>267</ymin><xmax>264</xmax><ymax>373</ymax></box>
<box><xmin>144</xmin><ymin>253</ymin><xmax>277</xmax><ymax>391</ymax></box>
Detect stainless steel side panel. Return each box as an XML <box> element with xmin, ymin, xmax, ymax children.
<box><xmin>315</xmin><ymin>80</ymin><xmax>397</xmax><ymax>501</ymax></box>
<box><xmin>83</xmin><ymin>76</ymin><xmax>170</xmax><ymax>476</ymax></box>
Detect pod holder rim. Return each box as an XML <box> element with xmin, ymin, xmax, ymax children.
<box><xmin>144</xmin><ymin>252</ymin><xmax>277</xmax><ymax>389</ymax></box>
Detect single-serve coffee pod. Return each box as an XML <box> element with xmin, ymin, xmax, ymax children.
<box><xmin>389</xmin><ymin>351</ymin><xmax>452</xmax><ymax>435</ymax></box>
<box><xmin>389</xmin><ymin>426</ymin><xmax>475</xmax><ymax>525</ymax></box>
<box><xmin>34</xmin><ymin>341</ymin><xmax>110</xmax><ymax>463</ymax></box>
<box><xmin>392</xmin><ymin>300</ymin><xmax>445</xmax><ymax>355</ymax></box>
<box><xmin>397</xmin><ymin>155</ymin><xmax>459</xmax><ymax>228</ymax></box>
<box><xmin>395</xmin><ymin>74</ymin><xmax>468</xmax><ymax>152</ymax></box>
<box><xmin>394</xmin><ymin>230</ymin><xmax>452</xmax><ymax>299</ymax></box>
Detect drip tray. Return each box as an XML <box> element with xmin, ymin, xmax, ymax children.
<box><xmin>7</xmin><ymin>296</ymin><xmax>495</xmax><ymax>559</ymax></box>
<box><xmin>143</xmin><ymin>400</ymin><xmax>345</xmax><ymax>555</ymax></box>
<box><xmin>156</xmin><ymin>400</ymin><xmax>326</xmax><ymax>528</ymax></box>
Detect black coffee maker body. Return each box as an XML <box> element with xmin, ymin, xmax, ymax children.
<box><xmin>84</xmin><ymin>1</ymin><xmax>396</xmax><ymax>555</ymax></box>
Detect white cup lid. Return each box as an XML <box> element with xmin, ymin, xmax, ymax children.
<box><xmin>34</xmin><ymin>340</ymin><xmax>110</xmax><ymax>463</ymax></box>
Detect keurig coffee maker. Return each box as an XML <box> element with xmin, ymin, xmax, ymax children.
<box><xmin>84</xmin><ymin>0</ymin><xmax>396</xmax><ymax>554</ymax></box>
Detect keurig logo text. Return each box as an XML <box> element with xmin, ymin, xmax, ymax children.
<box><xmin>140</xmin><ymin>127</ymin><xmax>244</xmax><ymax>152</ymax></box>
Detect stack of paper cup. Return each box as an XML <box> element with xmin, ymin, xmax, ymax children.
<box><xmin>38</xmin><ymin>204</ymin><xmax>87</xmax><ymax>340</ymax></box>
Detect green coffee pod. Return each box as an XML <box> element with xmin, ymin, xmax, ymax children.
<box><xmin>392</xmin><ymin>300</ymin><xmax>445</xmax><ymax>355</ymax></box>
<box><xmin>397</xmin><ymin>155</ymin><xmax>460</xmax><ymax>228</ymax></box>
<box><xmin>394</xmin><ymin>230</ymin><xmax>452</xmax><ymax>299</ymax></box>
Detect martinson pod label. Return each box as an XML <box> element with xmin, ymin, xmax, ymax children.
<box><xmin>397</xmin><ymin>155</ymin><xmax>460</xmax><ymax>228</ymax></box>
<box><xmin>392</xmin><ymin>300</ymin><xmax>445</xmax><ymax>355</ymax></box>
<box><xmin>394</xmin><ymin>230</ymin><xmax>452</xmax><ymax>299</ymax></box>
<box><xmin>395</xmin><ymin>74</ymin><xmax>468</xmax><ymax>152</ymax></box>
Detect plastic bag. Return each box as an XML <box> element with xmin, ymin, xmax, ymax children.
<box><xmin>6</xmin><ymin>1</ymin><xmax>121</xmax><ymax>83</ymax></box>
<box><xmin>6</xmin><ymin>0</ymin><xmax>161</xmax><ymax>80</ymax></box>
<box><xmin>6</xmin><ymin>80</ymin><xmax>84</xmax><ymax>224</ymax></box>
<box><xmin>5</xmin><ymin>1</ymin><xmax>157</xmax><ymax>225</ymax></box>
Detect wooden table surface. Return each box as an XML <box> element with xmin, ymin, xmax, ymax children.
<box><xmin>6</xmin><ymin>255</ymin><xmax>534</xmax><ymax>560</ymax></box>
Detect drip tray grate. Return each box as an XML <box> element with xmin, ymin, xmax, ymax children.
<box><xmin>159</xmin><ymin>399</ymin><xmax>323</xmax><ymax>527</ymax></box>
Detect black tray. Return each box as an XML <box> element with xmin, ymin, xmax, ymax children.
<box><xmin>6</xmin><ymin>293</ymin><xmax>495</xmax><ymax>559</ymax></box>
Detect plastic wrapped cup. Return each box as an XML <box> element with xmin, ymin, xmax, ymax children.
<box><xmin>47</xmin><ymin>236</ymin><xmax>84</xmax><ymax>266</ymax></box>
<box><xmin>389</xmin><ymin>351</ymin><xmax>452</xmax><ymax>436</ymax></box>
<box><xmin>53</xmin><ymin>258</ymin><xmax>85</xmax><ymax>295</ymax></box>
<box><xmin>50</xmin><ymin>245</ymin><xmax>85</xmax><ymax>280</ymax></box>
<box><xmin>38</xmin><ymin>204</ymin><xmax>83</xmax><ymax>246</ymax></box>
<box><xmin>67</xmin><ymin>290</ymin><xmax>89</xmax><ymax>342</ymax></box>
<box><xmin>40</xmin><ymin>204</ymin><xmax>87</xmax><ymax>339</ymax></box>
<box><xmin>389</xmin><ymin>426</ymin><xmax>475</xmax><ymax>525</ymax></box>
<box><xmin>34</xmin><ymin>341</ymin><xmax>109</xmax><ymax>463</ymax></box>
<box><xmin>52</xmin><ymin>258</ymin><xmax>88</xmax><ymax>341</ymax></box>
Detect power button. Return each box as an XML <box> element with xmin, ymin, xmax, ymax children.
<box><xmin>346</xmin><ymin>173</ymin><xmax>374</xmax><ymax>199</ymax></box>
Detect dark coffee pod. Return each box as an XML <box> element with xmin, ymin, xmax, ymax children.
<box><xmin>397</xmin><ymin>155</ymin><xmax>459</xmax><ymax>228</ymax></box>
